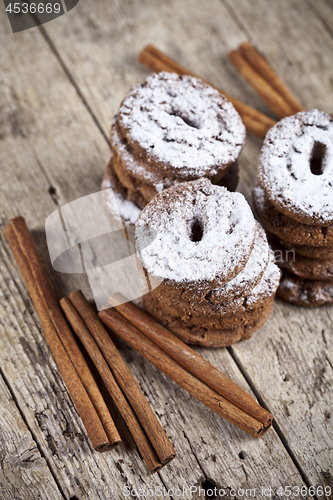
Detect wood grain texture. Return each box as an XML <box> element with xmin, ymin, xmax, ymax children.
<box><xmin>229</xmin><ymin>303</ymin><xmax>333</xmax><ymax>487</ymax></box>
<box><xmin>0</xmin><ymin>225</ymin><xmax>312</xmax><ymax>498</ymax></box>
<box><xmin>37</xmin><ymin>0</ymin><xmax>277</xmax><ymax>133</ymax></box>
<box><xmin>222</xmin><ymin>0</ymin><xmax>333</xmax><ymax>116</ymax></box>
<box><xmin>308</xmin><ymin>0</ymin><xmax>333</xmax><ymax>38</ymax></box>
<box><xmin>0</xmin><ymin>0</ymin><xmax>332</xmax><ymax>497</ymax></box>
<box><xmin>219</xmin><ymin>0</ymin><xmax>333</xmax><ymax>487</ymax></box>
<box><xmin>0</xmin><ymin>13</ymin><xmax>171</xmax><ymax>498</ymax></box>
<box><xmin>0</xmin><ymin>371</ymin><xmax>63</xmax><ymax>500</ymax></box>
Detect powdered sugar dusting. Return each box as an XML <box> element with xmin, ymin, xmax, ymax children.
<box><xmin>135</xmin><ymin>178</ymin><xmax>256</xmax><ymax>287</ymax></box>
<box><xmin>246</xmin><ymin>249</ymin><xmax>281</xmax><ymax>307</ymax></box>
<box><xmin>111</xmin><ymin>119</ymin><xmax>183</xmax><ymax>190</ymax></box>
<box><xmin>252</xmin><ymin>184</ymin><xmax>267</xmax><ymax>211</ymax></box>
<box><xmin>209</xmin><ymin>222</ymin><xmax>269</xmax><ymax>302</ymax></box>
<box><xmin>258</xmin><ymin>109</ymin><xmax>333</xmax><ymax>225</ymax></box>
<box><xmin>117</xmin><ymin>72</ymin><xmax>246</xmax><ymax>179</ymax></box>
<box><xmin>102</xmin><ymin>163</ymin><xmax>141</xmax><ymax>226</ymax></box>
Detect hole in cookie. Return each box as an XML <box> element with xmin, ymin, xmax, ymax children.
<box><xmin>169</xmin><ymin>109</ymin><xmax>200</xmax><ymax>129</ymax></box>
<box><xmin>310</xmin><ymin>141</ymin><xmax>327</xmax><ymax>175</ymax></box>
<box><xmin>189</xmin><ymin>217</ymin><xmax>204</xmax><ymax>242</ymax></box>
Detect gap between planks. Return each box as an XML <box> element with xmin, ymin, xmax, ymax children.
<box><xmin>3</xmin><ymin>0</ymin><xmax>331</xmax><ymax>493</ymax></box>
<box><xmin>18</xmin><ymin>5</ymin><xmax>324</xmax><ymax>492</ymax></box>
<box><xmin>31</xmin><ymin>147</ymin><xmax>61</xmax><ymax>208</ymax></box>
<box><xmin>227</xmin><ymin>346</ymin><xmax>318</xmax><ymax>498</ymax></box>
<box><xmin>33</xmin><ymin>7</ymin><xmax>321</xmax><ymax>492</ymax></box>
<box><xmin>37</xmin><ymin>23</ymin><xmax>110</xmax><ymax>146</ymax></box>
<box><xmin>0</xmin><ymin>344</ymin><xmax>67</xmax><ymax>500</ymax></box>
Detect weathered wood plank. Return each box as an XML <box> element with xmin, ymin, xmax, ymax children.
<box><xmin>0</xmin><ymin>371</ymin><xmax>63</xmax><ymax>500</ymax></box>
<box><xmin>222</xmin><ymin>0</ymin><xmax>333</xmax><ymax>116</ymax></box>
<box><xmin>39</xmin><ymin>0</ymin><xmax>333</xmax><ymax>489</ymax></box>
<box><xmin>0</xmin><ymin>219</ymin><xmax>174</xmax><ymax>499</ymax></box>
<box><xmin>0</xmin><ymin>121</ymin><xmax>309</xmax><ymax>500</ymax></box>
<box><xmin>305</xmin><ymin>0</ymin><xmax>333</xmax><ymax>53</ymax></box>
<box><xmin>220</xmin><ymin>0</ymin><xmax>333</xmax><ymax>487</ymax></box>
<box><xmin>0</xmin><ymin>5</ymin><xmax>315</xmax><ymax>498</ymax></box>
<box><xmin>229</xmin><ymin>304</ymin><xmax>333</xmax><ymax>487</ymax></box>
<box><xmin>0</xmin><ymin>18</ymin><xmax>173</xmax><ymax>498</ymax></box>
<box><xmin>38</xmin><ymin>0</ymin><xmax>275</xmax><ymax>137</ymax></box>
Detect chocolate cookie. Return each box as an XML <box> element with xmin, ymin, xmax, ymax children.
<box><xmin>151</xmin><ymin>221</ymin><xmax>268</xmax><ymax>306</ymax></box>
<box><xmin>143</xmin><ymin>292</ymin><xmax>274</xmax><ymax>348</ymax></box>
<box><xmin>270</xmin><ymin>236</ymin><xmax>333</xmax><ymax>281</ymax></box>
<box><xmin>277</xmin><ymin>270</ymin><xmax>333</xmax><ymax>306</ymax></box>
<box><xmin>258</xmin><ymin>109</ymin><xmax>333</xmax><ymax>225</ymax></box>
<box><xmin>208</xmin><ymin>222</ymin><xmax>269</xmax><ymax>304</ymax></box>
<box><xmin>105</xmin><ymin>72</ymin><xmax>246</xmax><ymax>227</ymax></box>
<box><xmin>147</xmin><ymin>292</ymin><xmax>271</xmax><ymax>330</ymax></box>
<box><xmin>152</xmin><ymin>284</ymin><xmax>245</xmax><ymax>315</ymax></box>
<box><xmin>279</xmin><ymin>239</ymin><xmax>333</xmax><ymax>259</ymax></box>
<box><xmin>135</xmin><ymin>178</ymin><xmax>256</xmax><ymax>294</ymax></box>
<box><xmin>148</xmin><ymin>251</ymin><xmax>281</xmax><ymax>330</ymax></box>
<box><xmin>113</xmin><ymin>143</ymin><xmax>240</xmax><ymax>206</ymax></box>
<box><xmin>111</xmin><ymin>120</ymin><xmax>177</xmax><ymax>195</ymax></box>
<box><xmin>102</xmin><ymin>158</ymin><xmax>143</xmax><ymax>227</ymax></box>
<box><xmin>115</xmin><ymin>71</ymin><xmax>246</xmax><ymax>181</ymax></box>
<box><xmin>253</xmin><ymin>185</ymin><xmax>333</xmax><ymax>247</ymax></box>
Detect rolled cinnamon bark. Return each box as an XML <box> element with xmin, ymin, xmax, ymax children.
<box><xmin>229</xmin><ymin>43</ymin><xmax>304</xmax><ymax>118</ymax></box>
<box><xmin>68</xmin><ymin>290</ymin><xmax>176</xmax><ymax>466</ymax></box>
<box><xmin>108</xmin><ymin>293</ymin><xmax>272</xmax><ymax>427</ymax></box>
<box><xmin>239</xmin><ymin>43</ymin><xmax>303</xmax><ymax>113</ymax></box>
<box><xmin>228</xmin><ymin>50</ymin><xmax>295</xmax><ymax>118</ymax></box>
<box><xmin>60</xmin><ymin>297</ymin><xmax>162</xmax><ymax>473</ymax></box>
<box><xmin>5</xmin><ymin>222</ymin><xmax>113</xmax><ymax>452</ymax></box>
<box><xmin>99</xmin><ymin>308</ymin><xmax>272</xmax><ymax>439</ymax></box>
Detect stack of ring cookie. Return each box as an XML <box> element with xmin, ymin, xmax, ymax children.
<box><xmin>253</xmin><ymin>109</ymin><xmax>333</xmax><ymax>306</ymax></box>
<box><xmin>102</xmin><ymin>71</ymin><xmax>246</xmax><ymax>226</ymax></box>
<box><xmin>135</xmin><ymin>178</ymin><xmax>281</xmax><ymax>348</ymax></box>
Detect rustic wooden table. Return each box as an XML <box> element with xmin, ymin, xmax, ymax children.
<box><xmin>0</xmin><ymin>0</ymin><xmax>332</xmax><ymax>499</ymax></box>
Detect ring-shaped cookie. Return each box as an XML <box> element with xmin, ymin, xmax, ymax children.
<box><xmin>135</xmin><ymin>178</ymin><xmax>256</xmax><ymax>290</ymax></box>
<box><xmin>258</xmin><ymin>109</ymin><xmax>333</xmax><ymax>225</ymax></box>
<box><xmin>253</xmin><ymin>185</ymin><xmax>333</xmax><ymax>247</ymax></box>
<box><xmin>208</xmin><ymin>222</ymin><xmax>269</xmax><ymax>303</ymax></box>
<box><xmin>117</xmin><ymin>72</ymin><xmax>246</xmax><ymax>180</ymax></box>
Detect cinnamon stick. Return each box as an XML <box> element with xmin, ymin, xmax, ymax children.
<box><xmin>108</xmin><ymin>293</ymin><xmax>272</xmax><ymax>427</ymax></box>
<box><xmin>229</xmin><ymin>43</ymin><xmax>304</xmax><ymax>118</ymax></box>
<box><xmin>138</xmin><ymin>44</ymin><xmax>276</xmax><ymax>138</ymax></box>
<box><xmin>60</xmin><ymin>297</ymin><xmax>162</xmax><ymax>473</ymax></box>
<box><xmin>8</xmin><ymin>217</ymin><xmax>121</xmax><ymax>449</ymax></box>
<box><xmin>67</xmin><ymin>290</ymin><xmax>176</xmax><ymax>466</ymax></box>
<box><xmin>99</xmin><ymin>308</ymin><xmax>272</xmax><ymax>438</ymax></box>
<box><xmin>4</xmin><ymin>221</ymin><xmax>113</xmax><ymax>452</ymax></box>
